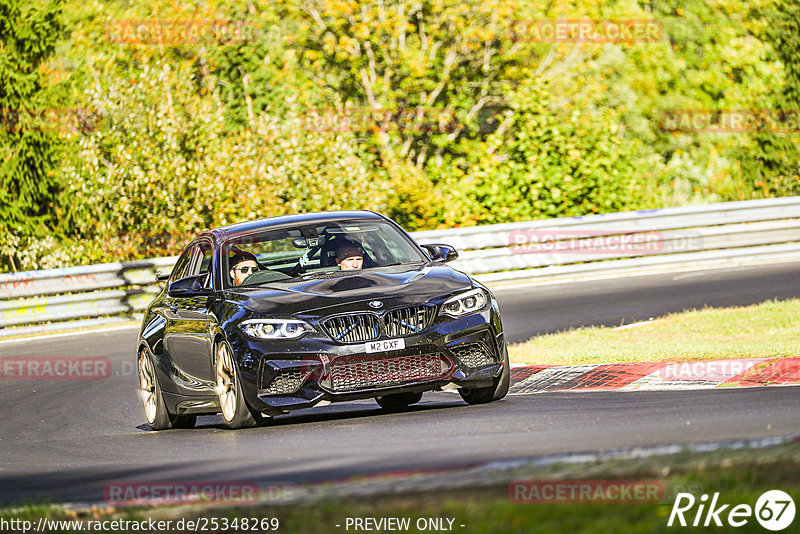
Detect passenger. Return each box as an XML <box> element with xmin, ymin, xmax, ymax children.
<box><xmin>335</xmin><ymin>242</ymin><xmax>364</xmax><ymax>271</ymax></box>
<box><xmin>229</xmin><ymin>251</ymin><xmax>259</xmax><ymax>286</ymax></box>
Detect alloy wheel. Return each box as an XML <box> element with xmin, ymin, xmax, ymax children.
<box><xmin>138</xmin><ymin>350</ymin><xmax>157</xmax><ymax>424</ymax></box>
<box><xmin>216</xmin><ymin>342</ymin><xmax>237</xmax><ymax>422</ymax></box>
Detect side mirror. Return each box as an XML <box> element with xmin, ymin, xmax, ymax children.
<box><xmin>168</xmin><ymin>274</ymin><xmax>212</xmax><ymax>297</ymax></box>
<box><xmin>422</xmin><ymin>243</ymin><xmax>459</xmax><ymax>263</ymax></box>
<box><xmin>155</xmin><ymin>271</ymin><xmax>170</xmax><ymax>283</ymax></box>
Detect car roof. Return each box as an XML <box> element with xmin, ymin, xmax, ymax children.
<box><xmin>199</xmin><ymin>210</ymin><xmax>388</xmax><ymax>244</ymax></box>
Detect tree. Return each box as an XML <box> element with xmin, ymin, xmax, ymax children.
<box><xmin>287</xmin><ymin>0</ymin><xmax>530</xmax><ymax>164</ymax></box>
<box><xmin>0</xmin><ymin>0</ymin><xmax>64</xmax><ymax>270</ymax></box>
<box><xmin>437</xmin><ymin>78</ymin><xmax>645</xmax><ymax>225</ymax></box>
<box><xmin>735</xmin><ymin>0</ymin><xmax>800</xmax><ymax>197</ymax></box>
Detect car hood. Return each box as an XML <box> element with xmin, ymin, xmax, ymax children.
<box><xmin>223</xmin><ymin>263</ymin><xmax>473</xmax><ymax>316</ymax></box>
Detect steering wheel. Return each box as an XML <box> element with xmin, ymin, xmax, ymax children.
<box><xmin>288</xmin><ymin>245</ymin><xmax>322</xmax><ymax>277</ymax></box>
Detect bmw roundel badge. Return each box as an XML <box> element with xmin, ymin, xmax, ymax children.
<box><xmin>369</xmin><ymin>300</ymin><xmax>384</xmax><ymax>309</ymax></box>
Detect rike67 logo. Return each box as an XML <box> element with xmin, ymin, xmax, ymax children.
<box><xmin>668</xmin><ymin>490</ymin><xmax>795</xmax><ymax>531</ymax></box>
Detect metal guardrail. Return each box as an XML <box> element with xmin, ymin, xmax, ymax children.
<box><xmin>0</xmin><ymin>257</ymin><xmax>177</xmax><ymax>332</ymax></box>
<box><xmin>2</xmin><ymin>197</ymin><xmax>800</xmax><ymax>336</ymax></box>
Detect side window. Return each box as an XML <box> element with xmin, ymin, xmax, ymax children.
<box><xmin>185</xmin><ymin>240</ymin><xmax>213</xmax><ymax>278</ymax></box>
<box><xmin>196</xmin><ymin>241</ymin><xmax>214</xmax><ymax>288</ymax></box>
<box><xmin>170</xmin><ymin>246</ymin><xmax>197</xmax><ymax>282</ymax></box>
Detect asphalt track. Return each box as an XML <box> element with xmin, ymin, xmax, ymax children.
<box><xmin>1</xmin><ymin>261</ymin><xmax>799</xmax><ymax>505</ymax></box>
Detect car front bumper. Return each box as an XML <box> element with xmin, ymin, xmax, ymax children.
<box><xmin>228</xmin><ymin>308</ymin><xmax>506</xmax><ymax>416</ymax></box>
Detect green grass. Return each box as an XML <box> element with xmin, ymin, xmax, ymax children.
<box><xmin>4</xmin><ymin>443</ymin><xmax>799</xmax><ymax>534</ymax></box>
<box><xmin>508</xmin><ymin>299</ymin><xmax>800</xmax><ymax>366</ymax></box>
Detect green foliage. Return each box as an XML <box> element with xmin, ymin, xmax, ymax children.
<box><xmin>1</xmin><ymin>0</ymin><xmax>799</xmax><ymax>271</ymax></box>
<box><xmin>435</xmin><ymin>79</ymin><xmax>648</xmax><ymax>225</ymax></box>
<box><xmin>764</xmin><ymin>0</ymin><xmax>800</xmax><ymax>106</ymax></box>
<box><xmin>286</xmin><ymin>0</ymin><xmax>526</xmax><ymax>167</ymax></box>
<box><xmin>62</xmin><ymin>61</ymin><xmax>230</xmax><ymax>240</ymax></box>
<box><xmin>731</xmin><ymin>0</ymin><xmax>800</xmax><ymax>197</ymax></box>
<box><xmin>382</xmin><ymin>158</ymin><xmax>439</xmax><ymax>230</ymax></box>
<box><xmin>62</xmin><ymin>59</ymin><xmax>384</xmax><ymax>261</ymax></box>
<box><xmin>203</xmin><ymin>4</ymin><xmax>304</xmax><ymax>130</ymax></box>
<box><xmin>0</xmin><ymin>0</ymin><xmax>64</xmax><ymax>270</ymax></box>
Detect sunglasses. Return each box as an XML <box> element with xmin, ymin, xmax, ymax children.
<box><xmin>234</xmin><ymin>265</ymin><xmax>257</xmax><ymax>274</ymax></box>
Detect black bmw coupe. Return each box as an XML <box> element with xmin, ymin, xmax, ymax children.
<box><xmin>137</xmin><ymin>211</ymin><xmax>509</xmax><ymax>430</ymax></box>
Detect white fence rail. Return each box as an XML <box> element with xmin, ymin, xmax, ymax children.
<box><xmin>2</xmin><ymin>197</ymin><xmax>800</xmax><ymax>336</ymax></box>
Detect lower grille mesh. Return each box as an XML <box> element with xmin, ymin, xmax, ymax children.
<box><xmin>450</xmin><ymin>342</ymin><xmax>495</xmax><ymax>368</ymax></box>
<box><xmin>330</xmin><ymin>354</ymin><xmax>444</xmax><ymax>392</ymax></box>
<box><xmin>262</xmin><ymin>368</ymin><xmax>309</xmax><ymax>395</ymax></box>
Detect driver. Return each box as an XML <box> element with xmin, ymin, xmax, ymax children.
<box><xmin>335</xmin><ymin>241</ymin><xmax>364</xmax><ymax>271</ymax></box>
<box><xmin>229</xmin><ymin>251</ymin><xmax>258</xmax><ymax>287</ymax></box>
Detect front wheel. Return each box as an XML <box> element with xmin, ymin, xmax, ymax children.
<box><xmin>458</xmin><ymin>350</ymin><xmax>510</xmax><ymax>405</ymax></box>
<box><xmin>138</xmin><ymin>347</ymin><xmax>196</xmax><ymax>430</ymax></box>
<box><xmin>216</xmin><ymin>341</ymin><xmax>266</xmax><ymax>429</ymax></box>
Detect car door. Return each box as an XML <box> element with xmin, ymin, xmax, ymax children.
<box><xmin>163</xmin><ymin>239</ymin><xmax>216</xmax><ymax>394</ymax></box>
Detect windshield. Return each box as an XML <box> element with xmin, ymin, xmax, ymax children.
<box><xmin>222</xmin><ymin>219</ymin><xmax>428</xmax><ymax>288</ymax></box>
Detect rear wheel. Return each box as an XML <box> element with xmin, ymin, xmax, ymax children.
<box><xmin>138</xmin><ymin>347</ymin><xmax>196</xmax><ymax>430</ymax></box>
<box><xmin>216</xmin><ymin>341</ymin><xmax>266</xmax><ymax>429</ymax></box>
<box><xmin>376</xmin><ymin>391</ymin><xmax>423</xmax><ymax>411</ymax></box>
<box><xmin>458</xmin><ymin>351</ymin><xmax>510</xmax><ymax>405</ymax></box>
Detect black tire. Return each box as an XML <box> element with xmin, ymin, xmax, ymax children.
<box><xmin>458</xmin><ymin>349</ymin><xmax>510</xmax><ymax>405</ymax></box>
<box><xmin>376</xmin><ymin>391</ymin><xmax>423</xmax><ymax>411</ymax></box>
<box><xmin>138</xmin><ymin>347</ymin><xmax>196</xmax><ymax>430</ymax></box>
<box><xmin>215</xmin><ymin>341</ymin><xmax>266</xmax><ymax>429</ymax></box>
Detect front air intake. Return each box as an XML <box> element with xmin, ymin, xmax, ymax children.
<box><xmin>450</xmin><ymin>342</ymin><xmax>496</xmax><ymax>369</ymax></box>
<box><xmin>261</xmin><ymin>368</ymin><xmax>310</xmax><ymax>395</ymax></box>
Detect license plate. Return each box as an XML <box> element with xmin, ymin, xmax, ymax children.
<box><xmin>365</xmin><ymin>338</ymin><xmax>405</xmax><ymax>354</ymax></box>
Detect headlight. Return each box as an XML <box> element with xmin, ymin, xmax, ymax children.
<box><xmin>240</xmin><ymin>319</ymin><xmax>314</xmax><ymax>340</ymax></box>
<box><xmin>440</xmin><ymin>288</ymin><xmax>488</xmax><ymax>317</ymax></box>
